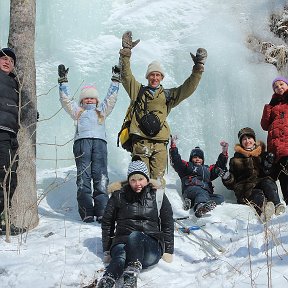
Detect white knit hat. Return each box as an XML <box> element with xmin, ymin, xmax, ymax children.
<box><xmin>145</xmin><ymin>60</ymin><xmax>165</xmax><ymax>79</ymax></box>
<box><xmin>127</xmin><ymin>159</ymin><xmax>149</xmax><ymax>181</ymax></box>
<box><xmin>79</xmin><ymin>85</ymin><xmax>99</xmax><ymax>104</ymax></box>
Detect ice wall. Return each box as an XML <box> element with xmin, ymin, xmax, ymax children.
<box><xmin>0</xmin><ymin>0</ymin><xmax>286</xmax><ymax>178</ymax></box>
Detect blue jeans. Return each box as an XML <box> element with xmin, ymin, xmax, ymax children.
<box><xmin>73</xmin><ymin>138</ymin><xmax>109</xmax><ymax>219</ymax></box>
<box><xmin>183</xmin><ymin>186</ymin><xmax>224</xmax><ymax>209</ymax></box>
<box><xmin>105</xmin><ymin>231</ymin><xmax>162</xmax><ymax>280</ymax></box>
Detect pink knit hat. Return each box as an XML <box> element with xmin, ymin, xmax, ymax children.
<box><xmin>272</xmin><ymin>76</ymin><xmax>288</xmax><ymax>92</ymax></box>
<box><xmin>79</xmin><ymin>85</ymin><xmax>99</xmax><ymax>104</ymax></box>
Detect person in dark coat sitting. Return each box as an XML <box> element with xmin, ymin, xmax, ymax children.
<box><xmin>169</xmin><ymin>135</ymin><xmax>228</xmax><ymax>218</ymax></box>
<box><xmin>222</xmin><ymin>127</ymin><xmax>285</xmax><ymax>221</ymax></box>
<box><xmin>94</xmin><ymin>157</ymin><xmax>174</xmax><ymax>288</ymax></box>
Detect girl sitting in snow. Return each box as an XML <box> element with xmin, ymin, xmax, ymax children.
<box><xmin>58</xmin><ymin>64</ymin><xmax>120</xmax><ymax>223</ymax></box>
<box><xmin>222</xmin><ymin>127</ymin><xmax>285</xmax><ymax>221</ymax></box>
<box><xmin>169</xmin><ymin>135</ymin><xmax>228</xmax><ymax>218</ymax></box>
<box><xmin>94</xmin><ymin>157</ymin><xmax>174</xmax><ymax>288</ymax></box>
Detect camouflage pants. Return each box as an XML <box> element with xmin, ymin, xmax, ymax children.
<box><xmin>132</xmin><ymin>138</ymin><xmax>167</xmax><ymax>184</ymax></box>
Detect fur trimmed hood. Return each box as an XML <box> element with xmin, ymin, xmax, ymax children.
<box><xmin>234</xmin><ymin>141</ymin><xmax>265</xmax><ymax>158</ymax></box>
<box><xmin>107</xmin><ymin>178</ymin><xmax>161</xmax><ymax>194</ymax></box>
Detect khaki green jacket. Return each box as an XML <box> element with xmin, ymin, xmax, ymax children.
<box><xmin>121</xmin><ymin>55</ymin><xmax>203</xmax><ymax>141</ymax></box>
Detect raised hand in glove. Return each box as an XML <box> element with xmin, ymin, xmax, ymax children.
<box><xmin>170</xmin><ymin>135</ymin><xmax>178</xmax><ymax>148</ymax></box>
<box><xmin>122</xmin><ymin>31</ymin><xmax>140</xmax><ymax>49</ymax></box>
<box><xmin>220</xmin><ymin>141</ymin><xmax>229</xmax><ymax>155</ymax></box>
<box><xmin>190</xmin><ymin>48</ymin><xmax>207</xmax><ymax>65</ymax></box>
<box><xmin>58</xmin><ymin>64</ymin><xmax>69</xmax><ymax>84</ymax></box>
<box><xmin>111</xmin><ymin>65</ymin><xmax>121</xmax><ymax>82</ymax></box>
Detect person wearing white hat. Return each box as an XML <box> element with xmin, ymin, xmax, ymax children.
<box><xmin>58</xmin><ymin>64</ymin><xmax>121</xmax><ymax>223</ymax></box>
<box><xmin>118</xmin><ymin>31</ymin><xmax>207</xmax><ymax>186</ymax></box>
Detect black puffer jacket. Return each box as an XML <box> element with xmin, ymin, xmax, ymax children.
<box><xmin>0</xmin><ymin>70</ymin><xmax>19</xmax><ymax>135</ymax></box>
<box><xmin>170</xmin><ymin>146</ymin><xmax>227</xmax><ymax>193</ymax></box>
<box><xmin>223</xmin><ymin>141</ymin><xmax>273</xmax><ymax>203</ymax></box>
<box><xmin>101</xmin><ymin>183</ymin><xmax>174</xmax><ymax>255</ymax></box>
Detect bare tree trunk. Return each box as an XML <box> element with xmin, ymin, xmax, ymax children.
<box><xmin>8</xmin><ymin>0</ymin><xmax>38</xmax><ymax>230</ymax></box>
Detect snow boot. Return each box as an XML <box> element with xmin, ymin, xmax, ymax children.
<box><xmin>261</xmin><ymin>201</ymin><xmax>275</xmax><ymax>222</ymax></box>
<box><xmin>194</xmin><ymin>201</ymin><xmax>217</xmax><ymax>218</ymax></box>
<box><xmin>123</xmin><ymin>261</ymin><xmax>142</xmax><ymax>288</ymax></box>
<box><xmin>183</xmin><ymin>198</ymin><xmax>191</xmax><ymax>211</ymax></box>
<box><xmin>275</xmin><ymin>203</ymin><xmax>286</xmax><ymax>215</ymax></box>
<box><xmin>96</xmin><ymin>275</ymin><xmax>115</xmax><ymax>288</ymax></box>
<box><xmin>83</xmin><ymin>216</ymin><xmax>94</xmax><ymax>223</ymax></box>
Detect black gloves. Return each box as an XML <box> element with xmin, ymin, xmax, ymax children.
<box><xmin>190</xmin><ymin>48</ymin><xmax>207</xmax><ymax>65</ymax></box>
<box><xmin>262</xmin><ymin>152</ymin><xmax>274</xmax><ymax>175</ymax></box>
<box><xmin>58</xmin><ymin>64</ymin><xmax>69</xmax><ymax>84</ymax></box>
<box><xmin>111</xmin><ymin>65</ymin><xmax>121</xmax><ymax>82</ymax></box>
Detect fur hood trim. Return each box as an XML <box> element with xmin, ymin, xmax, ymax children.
<box><xmin>107</xmin><ymin>178</ymin><xmax>161</xmax><ymax>194</ymax></box>
<box><xmin>234</xmin><ymin>141</ymin><xmax>265</xmax><ymax>157</ymax></box>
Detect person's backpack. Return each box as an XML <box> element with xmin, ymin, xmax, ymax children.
<box><xmin>117</xmin><ymin>85</ymin><xmax>146</xmax><ymax>152</ymax></box>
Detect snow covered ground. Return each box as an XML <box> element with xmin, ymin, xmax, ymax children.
<box><xmin>1</xmin><ymin>167</ymin><xmax>288</xmax><ymax>288</ymax></box>
<box><xmin>1</xmin><ymin>0</ymin><xmax>288</xmax><ymax>287</ymax></box>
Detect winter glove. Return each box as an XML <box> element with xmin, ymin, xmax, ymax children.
<box><xmin>221</xmin><ymin>170</ymin><xmax>231</xmax><ymax>180</ymax></box>
<box><xmin>111</xmin><ymin>65</ymin><xmax>121</xmax><ymax>82</ymax></box>
<box><xmin>217</xmin><ymin>167</ymin><xmax>229</xmax><ymax>179</ymax></box>
<box><xmin>220</xmin><ymin>141</ymin><xmax>229</xmax><ymax>156</ymax></box>
<box><xmin>58</xmin><ymin>64</ymin><xmax>69</xmax><ymax>84</ymax></box>
<box><xmin>269</xmin><ymin>96</ymin><xmax>281</xmax><ymax>106</ymax></box>
<box><xmin>190</xmin><ymin>48</ymin><xmax>207</xmax><ymax>65</ymax></box>
<box><xmin>103</xmin><ymin>251</ymin><xmax>111</xmax><ymax>264</ymax></box>
<box><xmin>122</xmin><ymin>31</ymin><xmax>140</xmax><ymax>49</ymax></box>
<box><xmin>170</xmin><ymin>135</ymin><xmax>178</xmax><ymax>148</ymax></box>
<box><xmin>262</xmin><ymin>152</ymin><xmax>274</xmax><ymax>174</ymax></box>
<box><xmin>162</xmin><ymin>253</ymin><xmax>173</xmax><ymax>263</ymax></box>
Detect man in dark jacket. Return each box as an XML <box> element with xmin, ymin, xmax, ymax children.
<box><xmin>119</xmin><ymin>31</ymin><xmax>207</xmax><ymax>186</ymax></box>
<box><xmin>0</xmin><ymin>48</ymin><xmax>20</xmax><ymax>235</ymax></box>
<box><xmin>94</xmin><ymin>157</ymin><xmax>174</xmax><ymax>288</ymax></box>
<box><xmin>170</xmin><ymin>136</ymin><xmax>228</xmax><ymax>217</ymax></box>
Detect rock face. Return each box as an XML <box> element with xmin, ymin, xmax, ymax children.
<box><xmin>247</xmin><ymin>6</ymin><xmax>288</xmax><ymax>73</ymax></box>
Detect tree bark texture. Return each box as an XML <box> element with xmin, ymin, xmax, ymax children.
<box><xmin>8</xmin><ymin>0</ymin><xmax>38</xmax><ymax>230</ymax></box>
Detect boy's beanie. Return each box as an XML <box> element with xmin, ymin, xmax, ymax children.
<box><xmin>79</xmin><ymin>85</ymin><xmax>99</xmax><ymax>104</ymax></box>
<box><xmin>272</xmin><ymin>76</ymin><xmax>288</xmax><ymax>92</ymax></box>
<box><xmin>145</xmin><ymin>60</ymin><xmax>165</xmax><ymax>79</ymax></box>
<box><xmin>189</xmin><ymin>146</ymin><xmax>204</xmax><ymax>162</ymax></box>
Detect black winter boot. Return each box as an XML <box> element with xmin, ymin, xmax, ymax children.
<box><xmin>96</xmin><ymin>275</ymin><xmax>115</xmax><ymax>288</ymax></box>
<box><xmin>194</xmin><ymin>200</ymin><xmax>217</xmax><ymax>218</ymax></box>
<box><xmin>123</xmin><ymin>261</ymin><xmax>142</xmax><ymax>288</ymax></box>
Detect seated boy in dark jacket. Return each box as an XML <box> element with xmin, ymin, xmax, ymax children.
<box><xmin>169</xmin><ymin>136</ymin><xmax>228</xmax><ymax>217</ymax></box>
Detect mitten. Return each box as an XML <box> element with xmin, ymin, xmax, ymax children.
<box><xmin>170</xmin><ymin>135</ymin><xmax>178</xmax><ymax>148</ymax></box>
<box><xmin>262</xmin><ymin>152</ymin><xmax>274</xmax><ymax>174</ymax></box>
<box><xmin>217</xmin><ymin>167</ymin><xmax>228</xmax><ymax>178</ymax></box>
<box><xmin>269</xmin><ymin>96</ymin><xmax>281</xmax><ymax>106</ymax></box>
<box><xmin>103</xmin><ymin>251</ymin><xmax>111</xmax><ymax>264</ymax></box>
<box><xmin>122</xmin><ymin>31</ymin><xmax>140</xmax><ymax>49</ymax></box>
<box><xmin>220</xmin><ymin>141</ymin><xmax>229</xmax><ymax>156</ymax></box>
<box><xmin>162</xmin><ymin>253</ymin><xmax>173</xmax><ymax>263</ymax></box>
<box><xmin>58</xmin><ymin>64</ymin><xmax>69</xmax><ymax>84</ymax></box>
<box><xmin>190</xmin><ymin>48</ymin><xmax>207</xmax><ymax>65</ymax></box>
<box><xmin>111</xmin><ymin>65</ymin><xmax>121</xmax><ymax>82</ymax></box>
<box><xmin>221</xmin><ymin>170</ymin><xmax>231</xmax><ymax>180</ymax></box>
